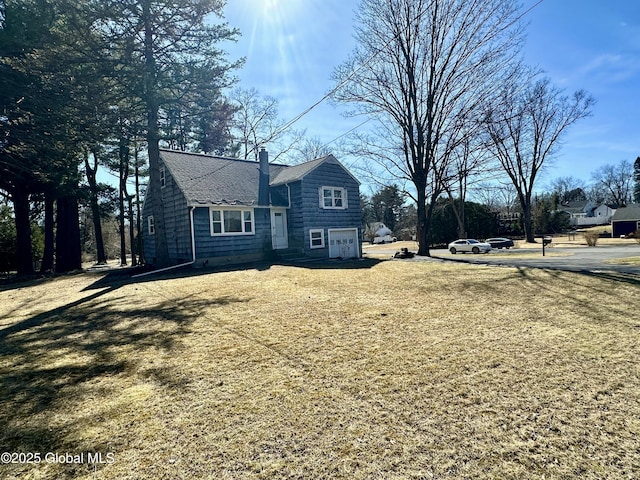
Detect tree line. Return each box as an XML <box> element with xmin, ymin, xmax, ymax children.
<box><xmin>362</xmin><ymin>155</ymin><xmax>640</xmax><ymax>246</ymax></box>
<box><xmin>0</xmin><ymin>0</ymin><xmax>330</xmax><ymax>275</ymax></box>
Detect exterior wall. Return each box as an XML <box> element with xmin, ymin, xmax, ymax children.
<box><xmin>192</xmin><ymin>206</ymin><xmax>273</xmax><ymax>266</ymax></box>
<box><xmin>284</xmin><ymin>182</ymin><xmax>305</xmax><ymax>251</ymax></box>
<box><xmin>142</xmin><ymin>162</ymin><xmax>192</xmax><ymax>265</ymax></box>
<box><xmin>141</xmin><ymin>197</ymin><xmax>155</xmax><ymax>263</ymax></box>
<box><xmin>571</xmin><ymin>216</ymin><xmax>609</xmax><ymax>227</ymax></box>
<box><xmin>270</xmin><ymin>184</ymin><xmax>290</xmax><ymax>208</ymax></box>
<box><xmin>297</xmin><ymin>160</ymin><xmax>361</xmax><ymax>259</ymax></box>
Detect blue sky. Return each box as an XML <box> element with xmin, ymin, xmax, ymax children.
<box><xmin>223</xmin><ymin>0</ymin><xmax>639</xmax><ymax>191</ymax></box>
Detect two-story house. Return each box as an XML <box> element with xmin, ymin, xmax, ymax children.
<box><xmin>142</xmin><ymin>148</ymin><xmax>362</xmax><ymax>267</ymax></box>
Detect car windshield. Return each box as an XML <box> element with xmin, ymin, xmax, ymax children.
<box><xmin>468</xmin><ymin>239</ymin><xmax>479</xmax><ymax>244</ymax></box>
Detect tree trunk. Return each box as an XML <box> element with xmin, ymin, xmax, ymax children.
<box><xmin>13</xmin><ymin>186</ymin><xmax>34</xmax><ymax>276</ymax></box>
<box><xmin>85</xmin><ymin>151</ymin><xmax>107</xmax><ymax>264</ymax></box>
<box><xmin>520</xmin><ymin>196</ymin><xmax>535</xmax><ymax>243</ymax></box>
<box><xmin>144</xmin><ymin>0</ymin><xmax>170</xmax><ymax>267</ymax></box>
<box><xmin>55</xmin><ymin>194</ymin><xmax>82</xmax><ymax>273</ymax></box>
<box><xmin>40</xmin><ymin>191</ymin><xmax>55</xmax><ymax>273</ymax></box>
<box><xmin>118</xmin><ymin>148</ymin><xmax>128</xmax><ymax>266</ymax></box>
<box><xmin>416</xmin><ymin>183</ymin><xmax>430</xmax><ymax>257</ymax></box>
<box><xmin>448</xmin><ymin>196</ymin><xmax>466</xmax><ymax>239</ymax></box>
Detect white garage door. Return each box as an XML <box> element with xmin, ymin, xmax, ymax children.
<box><xmin>328</xmin><ymin>228</ymin><xmax>359</xmax><ymax>259</ymax></box>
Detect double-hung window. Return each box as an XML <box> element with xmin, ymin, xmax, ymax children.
<box><xmin>147</xmin><ymin>216</ymin><xmax>155</xmax><ymax>235</ymax></box>
<box><xmin>210</xmin><ymin>208</ymin><xmax>254</xmax><ymax>235</ymax></box>
<box><xmin>309</xmin><ymin>229</ymin><xmax>325</xmax><ymax>249</ymax></box>
<box><xmin>320</xmin><ymin>187</ymin><xmax>347</xmax><ymax>209</ymax></box>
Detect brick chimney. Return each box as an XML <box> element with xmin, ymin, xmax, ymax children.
<box><xmin>258</xmin><ymin>147</ymin><xmax>270</xmax><ymax>206</ymax></box>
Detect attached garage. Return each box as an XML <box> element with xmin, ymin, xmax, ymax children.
<box><xmin>328</xmin><ymin>228</ymin><xmax>360</xmax><ymax>259</ymax></box>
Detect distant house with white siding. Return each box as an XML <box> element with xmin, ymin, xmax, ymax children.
<box><xmin>559</xmin><ymin>201</ymin><xmax>615</xmax><ymax>227</ymax></box>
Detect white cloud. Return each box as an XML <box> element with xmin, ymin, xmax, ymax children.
<box><xmin>578</xmin><ymin>53</ymin><xmax>640</xmax><ymax>84</ymax></box>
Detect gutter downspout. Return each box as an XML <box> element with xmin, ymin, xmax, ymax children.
<box><xmin>133</xmin><ymin>206</ymin><xmax>196</xmax><ymax>278</ymax></box>
<box><xmin>189</xmin><ymin>205</ymin><xmax>196</xmax><ymax>263</ymax></box>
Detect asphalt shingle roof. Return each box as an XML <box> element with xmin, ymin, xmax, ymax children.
<box><xmin>612</xmin><ymin>204</ymin><xmax>640</xmax><ymax>222</ymax></box>
<box><xmin>159</xmin><ymin>150</ymin><xmax>338</xmax><ymax>206</ymax></box>
<box><xmin>269</xmin><ymin>156</ymin><xmax>328</xmax><ymax>186</ymax></box>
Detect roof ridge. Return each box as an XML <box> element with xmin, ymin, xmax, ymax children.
<box><xmin>159</xmin><ymin>148</ymin><xmax>291</xmax><ymax>167</ymax></box>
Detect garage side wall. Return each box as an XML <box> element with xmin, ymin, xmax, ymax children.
<box><xmin>298</xmin><ymin>160</ymin><xmax>361</xmax><ymax>259</ymax></box>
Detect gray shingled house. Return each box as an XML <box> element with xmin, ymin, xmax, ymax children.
<box><xmin>142</xmin><ymin>148</ymin><xmax>362</xmax><ymax>267</ymax></box>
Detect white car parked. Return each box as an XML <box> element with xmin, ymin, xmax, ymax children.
<box><xmin>448</xmin><ymin>239</ymin><xmax>492</xmax><ymax>254</ymax></box>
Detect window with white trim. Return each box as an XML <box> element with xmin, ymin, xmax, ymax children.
<box><xmin>147</xmin><ymin>215</ymin><xmax>155</xmax><ymax>235</ymax></box>
<box><xmin>210</xmin><ymin>208</ymin><xmax>254</xmax><ymax>235</ymax></box>
<box><xmin>160</xmin><ymin>166</ymin><xmax>166</xmax><ymax>188</ymax></box>
<box><xmin>309</xmin><ymin>229</ymin><xmax>325</xmax><ymax>249</ymax></box>
<box><xmin>320</xmin><ymin>187</ymin><xmax>347</xmax><ymax>209</ymax></box>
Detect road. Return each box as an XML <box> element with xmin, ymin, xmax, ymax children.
<box><xmin>434</xmin><ymin>245</ymin><xmax>640</xmax><ymax>275</ymax></box>
<box><xmin>365</xmin><ymin>243</ymin><xmax>640</xmax><ymax>275</ymax></box>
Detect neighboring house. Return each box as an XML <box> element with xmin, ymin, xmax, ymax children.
<box><xmin>142</xmin><ymin>148</ymin><xmax>362</xmax><ymax>267</ymax></box>
<box><xmin>592</xmin><ymin>204</ymin><xmax>616</xmax><ymax>224</ymax></box>
<box><xmin>365</xmin><ymin>222</ymin><xmax>396</xmax><ymax>244</ymax></box>
<box><xmin>558</xmin><ymin>201</ymin><xmax>615</xmax><ymax>227</ymax></box>
<box><xmin>611</xmin><ymin>204</ymin><xmax>640</xmax><ymax>238</ymax></box>
<box><xmin>559</xmin><ymin>201</ymin><xmax>595</xmax><ymax>227</ymax></box>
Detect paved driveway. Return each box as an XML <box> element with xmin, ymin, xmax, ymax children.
<box><xmin>430</xmin><ymin>245</ymin><xmax>640</xmax><ymax>275</ymax></box>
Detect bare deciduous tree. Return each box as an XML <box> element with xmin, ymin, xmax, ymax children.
<box><xmin>548</xmin><ymin>176</ymin><xmax>587</xmax><ymax>204</ymax></box>
<box><xmin>591</xmin><ymin>160</ymin><xmax>634</xmax><ymax>207</ymax></box>
<box><xmin>232</xmin><ymin>87</ymin><xmax>282</xmax><ymax>161</ymax></box>
<box><xmin>231</xmin><ymin>87</ymin><xmax>311</xmax><ymax>163</ymax></box>
<box><xmin>484</xmin><ymin>75</ymin><xmax>594</xmax><ymax>242</ymax></box>
<box><xmin>332</xmin><ymin>0</ymin><xmax>524</xmax><ymax>255</ymax></box>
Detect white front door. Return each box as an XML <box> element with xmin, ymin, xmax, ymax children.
<box><xmin>271</xmin><ymin>209</ymin><xmax>288</xmax><ymax>249</ymax></box>
<box><xmin>328</xmin><ymin>228</ymin><xmax>359</xmax><ymax>259</ymax></box>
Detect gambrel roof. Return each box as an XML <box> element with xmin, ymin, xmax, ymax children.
<box><xmin>159</xmin><ymin>149</ymin><xmax>358</xmax><ymax>206</ymax></box>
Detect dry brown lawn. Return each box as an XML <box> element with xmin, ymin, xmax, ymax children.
<box><xmin>607</xmin><ymin>257</ymin><xmax>640</xmax><ymax>266</ymax></box>
<box><xmin>1</xmin><ymin>260</ymin><xmax>639</xmax><ymax>479</ymax></box>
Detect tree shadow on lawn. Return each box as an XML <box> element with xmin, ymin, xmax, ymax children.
<box><xmin>0</xmin><ymin>268</ymin><xmax>248</xmax><ymax>462</ymax></box>
<box><xmin>450</xmin><ymin>264</ymin><xmax>640</xmax><ymax>331</ymax></box>
<box><xmin>500</xmin><ymin>266</ymin><xmax>640</xmax><ymax>328</ymax></box>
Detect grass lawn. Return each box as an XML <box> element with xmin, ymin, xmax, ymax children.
<box><xmin>607</xmin><ymin>256</ymin><xmax>640</xmax><ymax>266</ymax></box>
<box><xmin>1</xmin><ymin>260</ymin><xmax>639</xmax><ymax>479</ymax></box>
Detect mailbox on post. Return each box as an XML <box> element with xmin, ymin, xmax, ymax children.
<box><xmin>542</xmin><ymin>236</ymin><xmax>552</xmax><ymax>256</ymax></box>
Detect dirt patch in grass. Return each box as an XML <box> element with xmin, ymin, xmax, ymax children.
<box><xmin>1</xmin><ymin>262</ymin><xmax>639</xmax><ymax>478</ymax></box>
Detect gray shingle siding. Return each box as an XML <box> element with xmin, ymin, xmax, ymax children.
<box><xmin>142</xmin><ymin>160</ymin><xmax>192</xmax><ymax>264</ymax></box>
<box><xmin>191</xmin><ymin>207</ymin><xmax>271</xmax><ymax>262</ymax></box>
<box><xmin>298</xmin><ymin>160</ymin><xmax>362</xmax><ymax>255</ymax></box>
<box><xmin>285</xmin><ymin>182</ymin><xmax>305</xmax><ymax>249</ymax></box>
